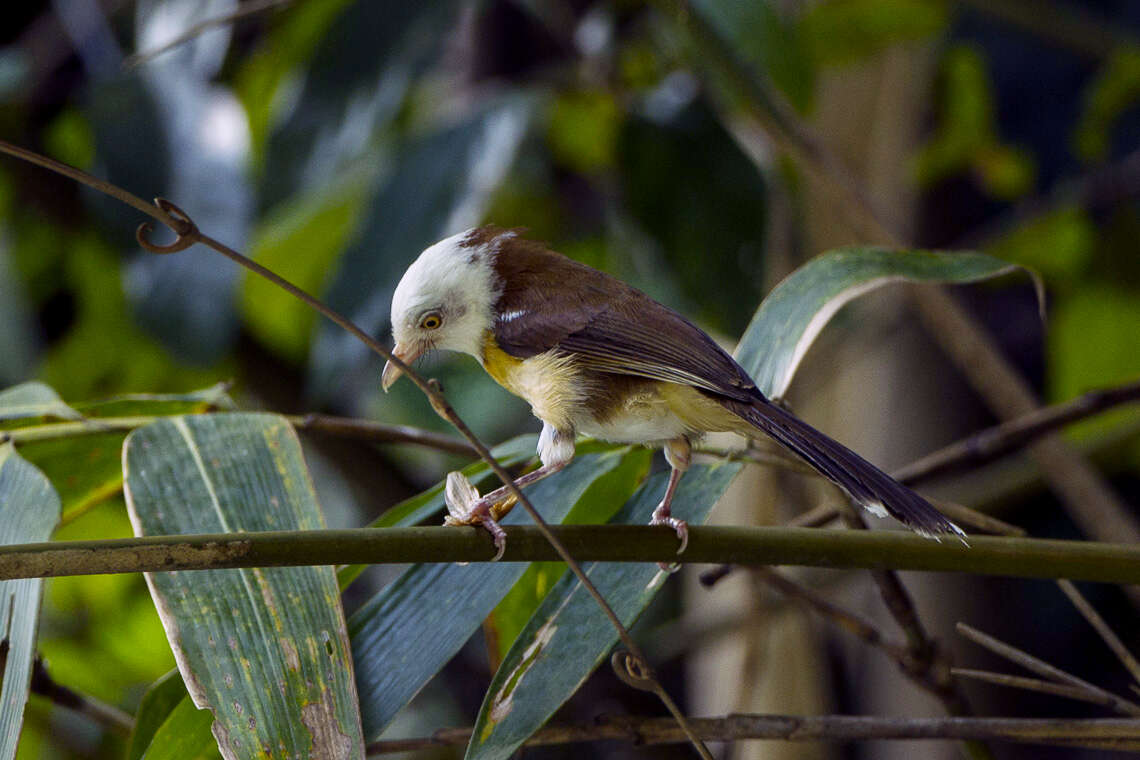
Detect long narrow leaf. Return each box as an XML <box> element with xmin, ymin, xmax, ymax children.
<box><xmin>123</xmin><ymin>413</ymin><xmax>363</xmax><ymax>759</ymax></box>
<box><xmin>128</xmin><ymin>669</ymin><xmax>192</xmax><ymax>760</ymax></box>
<box><xmin>0</xmin><ymin>382</ymin><xmax>82</xmax><ymax>426</ymax></box>
<box><xmin>735</xmin><ymin>247</ymin><xmax>1033</xmax><ymax>398</ymax></box>
<box><xmin>466</xmin><ymin>462</ymin><xmax>741</xmax><ymax>760</ymax></box>
<box><xmin>12</xmin><ymin>384</ymin><xmax>232</xmax><ymax>522</ymax></box>
<box><xmin>350</xmin><ymin>448</ymin><xmax>628</xmax><ymax>740</ymax></box>
<box><xmin>0</xmin><ymin>441</ymin><xmax>61</xmax><ymax>760</ymax></box>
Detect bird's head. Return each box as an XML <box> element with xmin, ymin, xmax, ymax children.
<box><xmin>382</xmin><ymin>228</ymin><xmax>503</xmax><ymax>390</ymax></box>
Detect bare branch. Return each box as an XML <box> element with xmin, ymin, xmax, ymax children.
<box><xmin>952</xmin><ymin>669</ymin><xmax>1140</xmax><ymax>716</ymax></box>
<box><xmin>895</xmin><ymin>380</ymin><xmax>1140</xmax><ymax>487</ymax></box>
<box><xmin>1056</xmin><ymin>579</ymin><xmax>1140</xmax><ymax>689</ymax></box>
<box><xmin>364</xmin><ymin>713</ymin><xmax>1140</xmax><ymax>754</ymax></box>
<box><xmin>956</xmin><ymin>623</ymin><xmax>1140</xmax><ymax>717</ymax></box>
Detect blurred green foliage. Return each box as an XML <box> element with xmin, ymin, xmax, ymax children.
<box><xmin>1075</xmin><ymin>45</ymin><xmax>1140</xmax><ymax>163</ymax></box>
<box><xmin>985</xmin><ymin>207</ymin><xmax>1095</xmax><ymax>286</ymax></box>
<box><xmin>800</xmin><ymin>0</ymin><xmax>948</xmax><ymax>66</ymax></box>
<box><xmin>913</xmin><ymin>46</ymin><xmax>1036</xmax><ymax>199</ymax></box>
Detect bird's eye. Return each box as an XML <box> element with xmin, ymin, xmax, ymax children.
<box><xmin>419</xmin><ymin>311</ymin><xmax>443</xmax><ymax>330</ymax></box>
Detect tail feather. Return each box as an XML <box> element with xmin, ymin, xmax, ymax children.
<box><xmin>728</xmin><ymin>398</ymin><xmax>966</xmax><ymax>542</ymax></box>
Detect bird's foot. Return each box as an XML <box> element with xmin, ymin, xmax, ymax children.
<box><xmin>443</xmin><ymin>471</ymin><xmax>515</xmax><ymax>561</ymax></box>
<box><xmin>649</xmin><ymin>502</ymin><xmax>688</xmax><ymax>573</ymax></box>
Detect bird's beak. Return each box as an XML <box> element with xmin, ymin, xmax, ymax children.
<box><xmin>381</xmin><ymin>341</ymin><xmax>424</xmax><ymax>392</ymax></box>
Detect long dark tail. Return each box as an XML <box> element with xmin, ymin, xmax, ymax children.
<box><xmin>728</xmin><ymin>398</ymin><xmax>966</xmax><ymax>541</ymax></box>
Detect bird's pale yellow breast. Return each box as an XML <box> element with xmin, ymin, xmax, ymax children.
<box><xmin>481</xmin><ymin>332</ymin><xmax>583</xmax><ymax>430</ymax></box>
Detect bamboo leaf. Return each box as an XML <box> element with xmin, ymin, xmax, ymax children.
<box><xmin>466</xmin><ymin>462</ymin><xmax>741</xmax><ymax>760</ymax></box>
<box><xmin>735</xmin><ymin>247</ymin><xmax>1034</xmax><ymax>398</ymax></box>
<box><xmin>0</xmin><ymin>441</ymin><xmax>61</xmax><ymax>760</ymax></box>
<box><xmin>0</xmin><ymin>382</ymin><xmax>82</xmax><ymax>427</ymax></box>
<box><xmin>485</xmin><ymin>448</ymin><xmax>652</xmax><ymax>664</ymax></box>
<box><xmin>13</xmin><ymin>384</ymin><xmax>232</xmax><ymax>522</ymax></box>
<box><xmin>128</xmin><ymin>670</ymin><xmax>200</xmax><ymax>760</ymax></box>
<box><xmin>138</xmin><ymin>695</ymin><xmax>219</xmax><ymax>760</ymax></box>
<box><xmin>123</xmin><ymin>413</ymin><xmax>363</xmax><ymax>759</ymax></box>
<box><xmin>349</xmin><ymin>449</ymin><xmax>627</xmax><ymax>740</ymax></box>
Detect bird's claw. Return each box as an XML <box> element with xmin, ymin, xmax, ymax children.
<box><xmin>649</xmin><ymin>503</ymin><xmax>688</xmax><ymax>572</ymax></box>
<box><xmin>443</xmin><ymin>471</ymin><xmax>510</xmax><ymax>561</ymax></box>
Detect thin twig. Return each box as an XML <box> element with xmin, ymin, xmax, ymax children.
<box><xmin>952</xmin><ymin>669</ymin><xmax>1140</xmax><ymax>715</ymax></box>
<box><xmin>123</xmin><ymin>0</ymin><xmax>292</xmax><ymax>69</ymax></box>
<box><xmin>894</xmin><ymin>379</ymin><xmax>1140</xmax><ymax>486</ymax></box>
<box><xmin>915</xmin><ymin>289</ymin><xmax>1140</xmax><ymax>544</ymax></box>
<box><xmin>1056</xmin><ymin>579</ymin><xmax>1140</xmax><ymax>689</ymax></box>
<box><xmin>925</xmin><ymin>498</ymin><xmax>1026</xmax><ymax>537</ymax></box>
<box><xmin>956</xmin><ymin>623</ymin><xmax>1140</xmax><ymax>717</ymax></box>
<box><xmin>836</xmin><ymin>501</ymin><xmax>979</xmax><ymax>733</ymax></box>
<box><xmin>363</xmin><ymin>713</ymin><xmax>1140</xmax><ymax>754</ymax></box>
<box><xmin>756</xmin><ymin>569</ymin><xmax>910</xmax><ymax>664</ymax></box>
<box><xmin>0</xmin><ymin>139</ymin><xmax>711</xmax><ymax>759</ymax></box>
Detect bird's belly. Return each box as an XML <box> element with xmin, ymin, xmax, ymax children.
<box><xmin>576</xmin><ymin>404</ymin><xmax>689</xmax><ymax>444</ymax></box>
<box><xmin>577</xmin><ymin>379</ymin><xmax>743</xmax><ymax>444</ymax></box>
<box><xmin>482</xmin><ymin>339</ymin><xmax>584</xmax><ymax>431</ymax></box>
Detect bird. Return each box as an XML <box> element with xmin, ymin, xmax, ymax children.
<box><xmin>382</xmin><ymin>226</ymin><xmax>965</xmax><ymax>559</ymax></box>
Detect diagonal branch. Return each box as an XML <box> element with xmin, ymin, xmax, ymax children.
<box><xmin>894</xmin><ymin>379</ymin><xmax>1140</xmax><ymax>486</ymax></box>
<box><xmin>956</xmin><ymin>623</ymin><xmax>1140</xmax><ymax>717</ymax></box>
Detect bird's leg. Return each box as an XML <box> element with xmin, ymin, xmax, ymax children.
<box><xmin>650</xmin><ymin>437</ymin><xmax>691</xmax><ymax>556</ymax></box>
<box><xmin>443</xmin><ymin>423</ymin><xmax>575</xmax><ymax>560</ymax></box>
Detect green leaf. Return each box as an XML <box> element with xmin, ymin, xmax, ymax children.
<box><xmin>13</xmin><ymin>384</ymin><xmax>233</xmax><ymax>523</ymax></box>
<box><xmin>800</xmin><ymin>0</ymin><xmax>948</xmax><ymax>67</ymax></box>
<box><xmin>465</xmin><ymin>462</ymin><xmax>740</xmax><ymax>760</ymax></box>
<box><xmin>0</xmin><ymin>441</ymin><xmax>62</xmax><ymax>760</ymax></box>
<box><xmin>241</xmin><ymin>174</ymin><xmax>371</xmax><ymax>361</ymax></box>
<box><xmin>337</xmin><ymin>434</ymin><xmax>539</xmax><ymax>589</ymax></box>
<box><xmin>485</xmin><ymin>448</ymin><xmax>651</xmax><ymax>663</ymax></box>
<box><xmin>71</xmin><ymin>383</ymin><xmax>234</xmax><ymax>419</ymax></box>
<box><xmin>546</xmin><ymin>90</ymin><xmax>622</xmax><ymax>173</ymax></box>
<box><xmin>349</xmin><ymin>449</ymin><xmax>625</xmax><ymax>740</ymax></box>
<box><xmin>1074</xmin><ymin>45</ymin><xmax>1140</xmax><ymax>163</ymax></box>
<box><xmin>128</xmin><ymin>670</ymin><xmax>194</xmax><ymax>760</ymax></box>
<box><xmin>138</xmin><ymin>696</ymin><xmax>219</xmax><ymax>760</ymax></box>
<box><xmin>123</xmin><ymin>413</ymin><xmax>364</xmax><ymax>759</ymax></box>
<box><xmin>0</xmin><ymin>382</ymin><xmax>82</xmax><ymax>427</ymax></box>
<box><xmin>735</xmin><ymin>247</ymin><xmax>1030</xmax><ymax>399</ymax></box>
<box><xmin>913</xmin><ymin>46</ymin><xmax>1035</xmax><ymax>199</ymax></box>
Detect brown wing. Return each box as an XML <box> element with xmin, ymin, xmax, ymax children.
<box><xmin>489</xmin><ymin>234</ymin><xmax>758</xmax><ymax>403</ymax></box>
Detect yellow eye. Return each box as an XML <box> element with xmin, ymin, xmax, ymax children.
<box><xmin>419</xmin><ymin>312</ymin><xmax>442</xmax><ymax>330</ymax></box>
